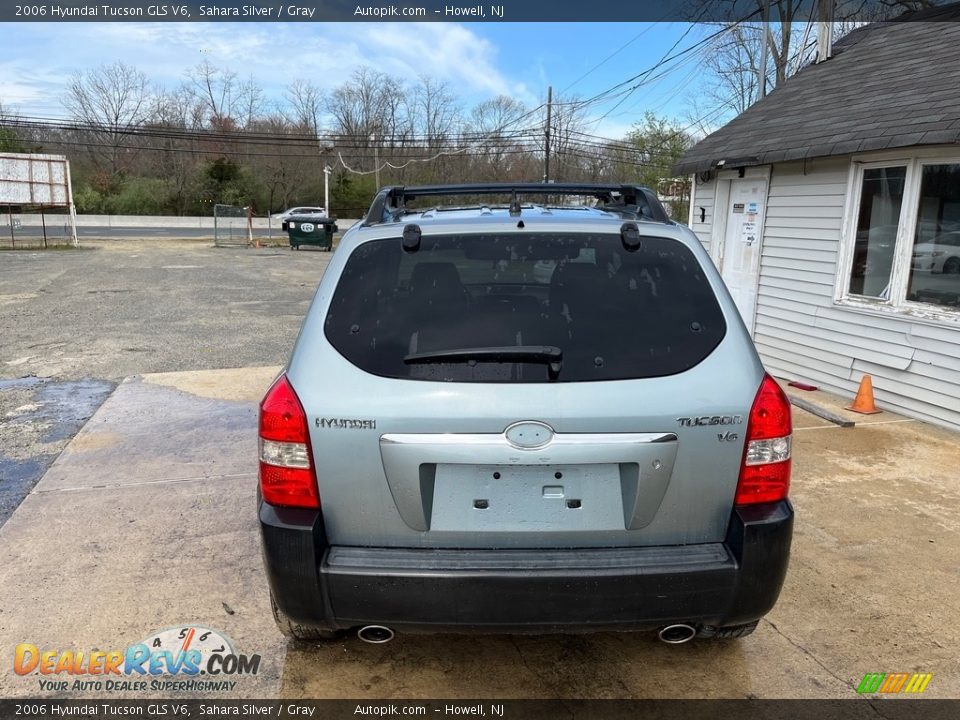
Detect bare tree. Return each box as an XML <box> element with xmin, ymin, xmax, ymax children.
<box><xmin>285</xmin><ymin>79</ymin><xmax>325</xmax><ymax>134</ymax></box>
<box><xmin>237</xmin><ymin>74</ymin><xmax>265</xmax><ymax>129</ymax></box>
<box><xmin>702</xmin><ymin>23</ymin><xmax>767</xmax><ymax>116</ymax></box>
<box><xmin>326</xmin><ymin>67</ymin><xmax>416</xmax><ymax>182</ymax></box>
<box><xmin>469</xmin><ymin>95</ymin><xmax>527</xmax><ymax>136</ymax></box>
<box><xmin>380</xmin><ymin>83</ymin><xmax>412</xmax><ymax>148</ymax></box>
<box><xmin>151</xmin><ymin>85</ymin><xmax>206</xmax><ymax>129</ymax></box>
<box><xmin>63</xmin><ymin>61</ymin><xmax>151</xmax><ymax>176</ymax></box>
<box><xmin>326</xmin><ymin>67</ymin><xmax>395</xmax><ymax>139</ymax></box>
<box><xmin>695</xmin><ymin>0</ymin><xmax>933</xmax><ymax>123</ymax></box>
<box><xmin>187</xmin><ymin>60</ymin><xmax>239</xmax><ymax>128</ymax></box>
<box><xmin>409</xmin><ymin>76</ymin><xmax>460</xmax><ymax>149</ymax></box>
<box><xmin>468</xmin><ymin>96</ymin><xmax>529</xmax><ymax>174</ymax></box>
<box><xmin>401</xmin><ymin>76</ymin><xmax>460</xmax><ymax>181</ymax></box>
<box><xmin>548</xmin><ymin>93</ymin><xmax>590</xmax><ymax>181</ymax></box>
<box><xmin>246</xmin><ymin>114</ymin><xmax>319</xmax><ymax>213</ymax></box>
<box><xmin>699</xmin><ymin>8</ymin><xmax>821</xmax><ymax>120</ymax></box>
<box><xmin>143</xmin><ymin>87</ymin><xmax>210</xmax><ymax>214</ymax></box>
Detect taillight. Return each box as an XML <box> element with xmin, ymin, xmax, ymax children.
<box><xmin>259</xmin><ymin>375</ymin><xmax>319</xmax><ymax>509</ymax></box>
<box><xmin>735</xmin><ymin>374</ymin><xmax>792</xmax><ymax>506</ymax></box>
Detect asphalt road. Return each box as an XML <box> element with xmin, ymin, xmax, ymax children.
<box><xmin>0</xmin><ymin>239</ymin><xmax>331</xmax><ymax>526</ymax></box>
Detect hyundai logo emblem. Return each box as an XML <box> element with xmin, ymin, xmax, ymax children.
<box><xmin>504</xmin><ymin>421</ymin><xmax>555</xmax><ymax>449</ymax></box>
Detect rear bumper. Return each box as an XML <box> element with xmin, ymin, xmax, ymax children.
<box><xmin>259</xmin><ymin>500</ymin><xmax>793</xmax><ymax>633</ymax></box>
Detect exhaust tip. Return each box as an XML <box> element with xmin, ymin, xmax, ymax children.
<box><xmin>357</xmin><ymin>625</ymin><xmax>395</xmax><ymax>644</ymax></box>
<box><xmin>658</xmin><ymin>623</ymin><xmax>697</xmax><ymax>644</ymax></box>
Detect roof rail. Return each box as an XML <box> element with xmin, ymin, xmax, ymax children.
<box><xmin>361</xmin><ymin>183</ymin><xmax>670</xmax><ymax>226</ymax></box>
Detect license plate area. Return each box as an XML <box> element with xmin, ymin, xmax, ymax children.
<box><xmin>430</xmin><ymin>463</ymin><xmax>625</xmax><ymax>532</ymax></box>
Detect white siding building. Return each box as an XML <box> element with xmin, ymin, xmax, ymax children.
<box><xmin>676</xmin><ymin>17</ymin><xmax>960</xmax><ymax>430</ymax></box>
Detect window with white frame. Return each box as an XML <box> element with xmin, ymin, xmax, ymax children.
<box><xmin>842</xmin><ymin>158</ymin><xmax>960</xmax><ymax>315</ymax></box>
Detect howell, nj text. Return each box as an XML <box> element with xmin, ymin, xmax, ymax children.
<box><xmin>441</xmin><ymin>5</ymin><xmax>504</xmax><ymax>18</ymax></box>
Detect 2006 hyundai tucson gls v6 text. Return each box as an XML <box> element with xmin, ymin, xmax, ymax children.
<box><xmin>258</xmin><ymin>183</ymin><xmax>793</xmax><ymax>644</ymax></box>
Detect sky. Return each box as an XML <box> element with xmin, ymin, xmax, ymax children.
<box><xmin>0</xmin><ymin>21</ymin><xmax>716</xmax><ymax>139</ymax></box>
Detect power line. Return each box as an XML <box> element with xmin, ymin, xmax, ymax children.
<box><xmin>20</xmin><ymin>126</ymin><xmax>683</xmax><ymax>171</ymax></box>
<box><xmin>559</xmin><ymin>25</ymin><xmax>657</xmax><ymax>94</ymax></box>
<box><xmin>8</xmin><ymin>115</ymin><xmax>542</xmax><ymax>146</ymax></box>
<box><xmin>546</xmin><ymin>6</ymin><xmax>764</xmax><ymax>131</ymax></box>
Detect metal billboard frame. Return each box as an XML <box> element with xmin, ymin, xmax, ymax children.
<box><xmin>0</xmin><ymin>152</ymin><xmax>78</xmax><ymax>247</ymax></box>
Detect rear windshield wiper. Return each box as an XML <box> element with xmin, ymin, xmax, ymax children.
<box><xmin>404</xmin><ymin>345</ymin><xmax>563</xmax><ymax>380</ymax></box>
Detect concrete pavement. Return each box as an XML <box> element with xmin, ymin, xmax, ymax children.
<box><xmin>0</xmin><ymin>369</ymin><xmax>957</xmax><ymax>699</ymax></box>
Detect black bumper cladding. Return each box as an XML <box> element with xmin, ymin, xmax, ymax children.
<box><xmin>259</xmin><ymin>501</ymin><xmax>793</xmax><ymax>633</ymax></box>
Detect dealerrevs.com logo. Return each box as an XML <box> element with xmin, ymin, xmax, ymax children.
<box><xmin>14</xmin><ymin>626</ymin><xmax>261</xmax><ymax>693</ymax></box>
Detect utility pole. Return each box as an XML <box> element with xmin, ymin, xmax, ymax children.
<box><xmin>323</xmin><ymin>165</ymin><xmax>331</xmax><ymax>218</ymax></box>
<box><xmin>543</xmin><ymin>86</ymin><xmax>552</xmax><ymax>183</ymax></box>
<box><xmin>758</xmin><ymin>0</ymin><xmax>771</xmax><ymax>98</ymax></box>
<box><xmin>370</xmin><ymin>132</ymin><xmax>381</xmax><ymax>190</ymax></box>
<box><xmin>315</xmin><ymin>131</ymin><xmax>333</xmax><ymax>216</ymax></box>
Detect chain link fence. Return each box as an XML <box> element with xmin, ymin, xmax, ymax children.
<box><xmin>213</xmin><ymin>204</ymin><xmax>251</xmax><ymax>247</ymax></box>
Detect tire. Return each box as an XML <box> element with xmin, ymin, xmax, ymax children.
<box><xmin>697</xmin><ymin>620</ymin><xmax>759</xmax><ymax>640</ymax></box>
<box><xmin>943</xmin><ymin>256</ymin><xmax>960</xmax><ymax>274</ymax></box>
<box><xmin>270</xmin><ymin>592</ymin><xmax>342</xmax><ymax>642</ymax></box>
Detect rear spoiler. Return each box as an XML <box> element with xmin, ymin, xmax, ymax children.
<box><xmin>361</xmin><ymin>183</ymin><xmax>670</xmax><ymax>226</ymax></box>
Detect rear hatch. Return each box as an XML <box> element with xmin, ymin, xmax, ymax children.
<box><xmin>289</xmin><ymin>224</ymin><xmax>764</xmax><ymax>549</ymax></box>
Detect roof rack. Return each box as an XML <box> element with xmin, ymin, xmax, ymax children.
<box><xmin>361</xmin><ymin>183</ymin><xmax>670</xmax><ymax>226</ymax></box>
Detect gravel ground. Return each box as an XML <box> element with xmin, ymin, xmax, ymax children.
<box><xmin>0</xmin><ymin>239</ymin><xmax>332</xmax><ymax>525</ymax></box>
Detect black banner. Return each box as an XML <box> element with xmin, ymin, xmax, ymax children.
<box><xmin>0</xmin><ymin>700</ymin><xmax>959</xmax><ymax>720</ymax></box>
<box><xmin>2</xmin><ymin>0</ymin><xmax>960</xmax><ymax>23</ymax></box>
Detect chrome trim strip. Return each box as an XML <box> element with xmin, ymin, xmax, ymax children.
<box><xmin>381</xmin><ymin>431</ymin><xmax>678</xmax><ymax>447</ymax></box>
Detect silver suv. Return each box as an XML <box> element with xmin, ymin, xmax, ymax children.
<box><xmin>258</xmin><ymin>184</ymin><xmax>793</xmax><ymax>644</ymax></box>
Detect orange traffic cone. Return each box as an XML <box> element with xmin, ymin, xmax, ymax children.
<box><xmin>846</xmin><ymin>375</ymin><xmax>881</xmax><ymax>414</ymax></box>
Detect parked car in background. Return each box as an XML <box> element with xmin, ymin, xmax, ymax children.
<box><xmin>912</xmin><ymin>231</ymin><xmax>960</xmax><ymax>274</ymax></box>
<box><xmin>258</xmin><ymin>183</ymin><xmax>794</xmax><ymax>646</ymax></box>
<box><xmin>272</xmin><ymin>206</ymin><xmax>326</xmax><ymax>221</ymax></box>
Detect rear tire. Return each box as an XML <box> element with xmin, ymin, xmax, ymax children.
<box><xmin>697</xmin><ymin>620</ymin><xmax>759</xmax><ymax>640</ymax></box>
<box><xmin>270</xmin><ymin>592</ymin><xmax>342</xmax><ymax>642</ymax></box>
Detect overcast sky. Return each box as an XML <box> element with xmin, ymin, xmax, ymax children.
<box><xmin>0</xmin><ymin>21</ymin><xmax>713</xmax><ymax>138</ymax></box>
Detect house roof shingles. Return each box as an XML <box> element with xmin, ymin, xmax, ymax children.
<box><xmin>674</xmin><ymin>17</ymin><xmax>960</xmax><ymax>175</ymax></box>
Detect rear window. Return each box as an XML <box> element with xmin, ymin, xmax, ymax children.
<box><xmin>324</xmin><ymin>233</ymin><xmax>726</xmax><ymax>382</ymax></box>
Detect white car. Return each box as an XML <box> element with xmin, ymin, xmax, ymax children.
<box><xmin>271</xmin><ymin>206</ymin><xmax>326</xmax><ymax>221</ymax></box>
<box><xmin>912</xmin><ymin>231</ymin><xmax>960</xmax><ymax>274</ymax></box>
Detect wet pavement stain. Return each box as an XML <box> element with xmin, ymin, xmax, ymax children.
<box><xmin>0</xmin><ymin>454</ymin><xmax>56</xmax><ymax>524</ymax></box>
<box><xmin>0</xmin><ymin>375</ymin><xmax>115</xmax><ymax>526</ymax></box>
<box><xmin>33</xmin><ymin>378</ymin><xmax>116</xmax><ymax>442</ymax></box>
<box><xmin>0</xmin><ymin>376</ymin><xmax>45</xmax><ymax>391</ymax></box>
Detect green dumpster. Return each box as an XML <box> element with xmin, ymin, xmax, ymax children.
<box><xmin>282</xmin><ymin>214</ymin><xmax>338</xmax><ymax>251</ymax></box>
